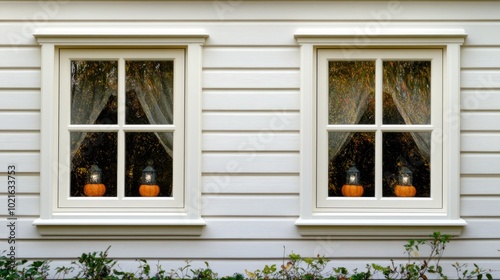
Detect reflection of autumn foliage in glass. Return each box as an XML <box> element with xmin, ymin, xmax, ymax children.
<box><xmin>328</xmin><ymin>61</ymin><xmax>375</xmax><ymax>125</ymax></box>
<box><xmin>327</xmin><ymin>60</ymin><xmax>431</xmax><ymax>197</ymax></box>
<box><xmin>70</xmin><ymin>61</ymin><xmax>173</xmax><ymax>197</ymax></box>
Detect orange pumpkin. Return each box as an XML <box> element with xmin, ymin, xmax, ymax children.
<box><xmin>341</xmin><ymin>184</ymin><xmax>364</xmax><ymax>197</ymax></box>
<box><xmin>139</xmin><ymin>184</ymin><xmax>160</xmax><ymax>197</ymax></box>
<box><xmin>394</xmin><ymin>185</ymin><xmax>416</xmax><ymax>197</ymax></box>
<box><xmin>84</xmin><ymin>183</ymin><xmax>106</xmax><ymax>197</ymax></box>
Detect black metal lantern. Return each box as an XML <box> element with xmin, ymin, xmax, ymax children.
<box><xmin>398</xmin><ymin>165</ymin><xmax>413</xmax><ymax>186</ymax></box>
<box><xmin>87</xmin><ymin>165</ymin><xmax>102</xmax><ymax>184</ymax></box>
<box><xmin>345</xmin><ymin>164</ymin><xmax>361</xmax><ymax>185</ymax></box>
<box><xmin>142</xmin><ymin>166</ymin><xmax>157</xmax><ymax>185</ymax></box>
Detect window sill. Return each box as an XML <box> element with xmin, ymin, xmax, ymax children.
<box><xmin>33</xmin><ymin>218</ymin><xmax>206</xmax><ymax>236</ymax></box>
<box><xmin>295</xmin><ymin>218</ymin><xmax>467</xmax><ymax>237</ymax></box>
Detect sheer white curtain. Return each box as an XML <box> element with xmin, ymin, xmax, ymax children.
<box><xmin>126</xmin><ymin>61</ymin><xmax>174</xmax><ymax>157</ymax></box>
<box><xmin>384</xmin><ymin>61</ymin><xmax>431</xmax><ymax>159</ymax></box>
<box><xmin>70</xmin><ymin>61</ymin><xmax>117</xmax><ymax>160</ymax></box>
<box><xmin>328</xmin><ymin>61</ymin><xmax>374</xmax><ymax>161</ymax></box>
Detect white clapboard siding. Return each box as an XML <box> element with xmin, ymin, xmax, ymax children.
<box><xmin>202</xmin><ymin>195</ymin><xmax>299</xmax><ymax>217</ymax></box>
<box><xmin>203</xmin><ymin>112</ymin><xmax>299</xmax><ymax>131</ymax></box>
<box><xmin>461</xmin><ymin>70</ymin><xmax>500</xmax><ymax>89</ymax></box>
<box><xmin>0</xmin><ymin>90</ymin><xmax>40</xmax><ymax>110</ymax></box>
<box><xmin>14</xmin><ymin>239</ymin><xmax>500</xmax><ymax>259</ymax></box>
<box><xmin>461</xmin><ymin>177</ymin><xmax>500</xmax><ymax>195</ymax></box>
<box><xmin>0</xmin><ymin>175</ymin><xmax>40</xmax><ymax>194</ymax></box>
<box><xmin>0</xmin><ymin>47</ymin><xmax>40</xmax><ymax>68</ymax></box>
<box><xmin>461</xmin><ymin>112</ymin><xmax>500</xmax><ymax>131</ymax></box>
<box><xmin>0</xmin><ymin>70</ymin><xmax>40</xmax><ymax>88</ymax></box>
<box><xmin>0</xmin><ymin>112</ymin><xmax>40</xmax><ymax>130</ymax></box>
<box><xmin>203</xmin><ymin>70</ymin><xmax>300</xmax><ymax>89</ymax></box>
<box><xmin>0</xmin><ymin>133</ymin><xmax>40</xmax><ymax>151</ymax></box>
<box><xmin>0</xmin><ymin>194</ymin><xmax>39</xmax><ymax>216</ymax></box>
<box><xmin>461</xmin><ymin>90</ymin><xmax>500</xmax><ymax>111</ymax></box>
<box><xmin>203</xmin><ymin>91</ymin><xmax>300</xmax><ymax>111</ymax></box>
<box><xmin>203</xmin><ymin>132</ymin><xmax>299</xmax><ymax>152</ymax></box>
<box><xmin>10</xmin><ymin>217</ymin><xmax>500</xmax><ymax>240</ymax></box>
<box><xmin>462</xmin><ymin>47</ymin><xmax>500</xmax><ymax>68</ymax></box>
<box><xmin>202</xmin><ymin>153</ymin><xmax>299</xmax><ymax>174</ymax></box>
<box><xmin>203</xmin><ymin>47</ymin><xmax>299</xmax><ymax>68</ymax></box>
<box><xmin>0</xmin><ymin>153</ymin><xmax>40</xmax><ymax>173</ymax></box>
<box><xmin>3</xmin><ymin>23</ymin><xmax>500</xmax><ymax>46</ymax></box>
<box><xmin>462</xmin><ymin>196</ymin><xmax>500</xmax><ymax>217</ymax></box>
<box><xmin>461</xmin><ymin>154</ymin><xmax>500</xmax><ymax>174</ymax></box>
<box><xmin>202</xmin><ymin>175</ymin><xmax>299</xmax><ymax>194</ymax></box>
<box><xmin>462</xmin><ymin>133</ymin><xmax>500</xmax><ymax>152</ymax></box>
<box><xmin>2</xmin><ymin>1</ymin><xmax>500</xmax><ymax>22</ymax></box>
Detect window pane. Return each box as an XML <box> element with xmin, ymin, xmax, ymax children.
<box><xmin>383</xmin><ymin>61</ymin><xmax>431</xmax><ymax>124</ymax></box>
<box><xmin>382</xmin><ymin>132</ymin><xmax>430</xmax><ymax>197</ymax></box>
<box><xmin>71</xmin><ymin>61</ymin><xmax>118</xmax><ymax>125</ymax></box>
<box><xmin>329</xmin><ymin>61</ymin><xmax>375</xmax><ymax>124</ymax></box>
<box><xmin>126</xmin><ymin>61</ymin><xmax>174</xmax><ymax>125</ymax></box>
<box><xmin>125</xmin><ymin>132</ymin><xmax>173</xmax><ymax>197</ymax></box>
<box><xmin>70</xmin><ymin>132</ymin><xmax>117</xmax><ymax>197</ymax></box>
<box><xmin>328</xmin><ymin>132</ymin><xmax>375</xmax><ymax>197</ymax></box>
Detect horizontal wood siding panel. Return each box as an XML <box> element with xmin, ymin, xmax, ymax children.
<box><xmin>461</xmin><ymin>218</ymin><xmax>500</xmax><ymax>238</ymax></box>
<box><xmin>461</xmin><ymin>154</ymin><xmax>500</xmax><ymax>175</ymax></box>
<box><xmin>0</xmin><ymin>47</ymin><xmax>40</xmax><ymax>68</ymax></box>
<box><xmin>13</xmin><ymin>239</ymin><xmax>500</xmax><ymax>259</ymax></box>
<box><xmin>203</xmin><ymin>70</ymin><xmax>300</xmax><ymax>89</ymax></box>
<box><xmin>0</xmin><ymin>133</ymin><xmax>40</xmax><ymax>151</ymax></box>
<box><xmin>461</xmin><ymin>133</ymin><xmax>500</xmax><ymax>152</ymax></box>
<box><xmin>9</xmin><ymin>217</ymin><xmax>500</xmax><ymax>240</ymax></box>
<box><xmin>0</xmin><ymin>175</ymin><xmax>39</xmax><ymax>194</ymax></box>
<box><xmin>2</xmin><ymin>1</ymin><xmax>500</xmax><ymax>21</ymax></box>
<box><xmin>202</xmin><ymin>175</ymin><xmax>299</xmax><ymax>194</ymax></box>
<box><xmin>462</xmin><ymin>177</ymin><xmax>500</xmax><ymax>195</ymax></box>
<box><xmin>202</xmin><ymin>195</ymin><xmax>299</xmax><ymax>217</ymax></box>
<box><xmin>462</xmin><ymin>47</ymin><xmax>500</xmax><ymax>68</ymax></box>
<box><xmin>203</xmin><ymin>47</ymin><xmax>299</xmax><ymax>68</ymax></box>
<box><xmin>461</xmin><ymin>197</ymin><xmax>500</xmax><ymax>217</ymax></box>
<box><xmin>203</xmin><ymin>112</ymin><xmax>299</xmax><ymax>131</ymax></box>
<box><xmin>0</xmin><ymin>195</ymin><xmax>39</xmax><ymax>216</ymax></box>
<box><xmin>0</xmin><ymin>70</ymin><xmax>40</xmax><ymax>88</ymax></box>
<box><xmin>461</xmin><ymin>90</ymin><xmax>500</xmax><ymax>111</ymax></box>
<box><xmin>461</xmin><ymin>113</ymin><xmax>500</xmax><ymax>131</ymax></box>
<box><xmin>203</xmin><ymin>91</ymin><xmax>300</xmax><ymax>111</ymax></box>
<box><xmin>203</xmin><ymin>132</ymin><xmax>299</xmax><ymax>151</ymax></box>
<box><xmin>3</xmin><ymin>23</ymin><xmax>500</xmax><ymax>46</ymax></box>
<box><xmin>0</xmin><ymin>90</ymin><xmax>40</xmax><ymax>110</ymax></box>
<box><xmin>0</xmin><ymin>112</ymin><xmax>40</xmax><ymax>130</ymax></box>
<box><xmin>202</xmin><ymin>153</ymin><xmax>299</xmax><ymax>173</ymax></box>
<box><xmin>461</xmin><ymin>70</ymin><xmax>500</xmax><ymax>89</ymax></box>
<box><xmin>0</xmin><ymin>153</ymin><xmax>40</xmax><ymax>173</ymax></box>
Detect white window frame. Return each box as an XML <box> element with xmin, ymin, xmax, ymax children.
<box><xmin>58</xmin><ymin>49</ymin><xmax>185</xmax><ymax>210</ymax></box>
<box><xmin>295</xmin><ymin>28</ymin><xmax>467</xmax><ymax>236</ymax></box>
<box><xmin>33</xmin><ymin>28</ymin><xmax>207</xmax><ymax>236</ymax></box>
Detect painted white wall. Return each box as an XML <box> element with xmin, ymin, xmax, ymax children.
<box><xmin>0</xmin><ymin>0</ymin><xmax>500</xmax><ymax>277</ymax></box>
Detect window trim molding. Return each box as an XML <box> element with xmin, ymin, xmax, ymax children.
<box><xmin>295</xmin><ymin>28</ymin><xmax>467</xmax><ymax>237</ymax></box>
<box><xmin>33</xmin><ymin>27</ymin><xmax>208</xmax><ymax>236</ymax></box>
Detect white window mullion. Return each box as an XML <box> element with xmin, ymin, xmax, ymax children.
<box><xmin>375</xmin><ymin>58</ymin><xmax>383</xmax><ymax>200</ymax></box>
<box><xmin>116</xmin><ymin>58</ymin><xmax>126</xmax><ymax>200</ymax></box>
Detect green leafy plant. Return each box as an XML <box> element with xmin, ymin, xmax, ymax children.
<box><xmin>0</xmin><ymin>232</ymin><xmax>496</xmax><ymax>279</ymax></box>
<box><xmin>72</xmin><ymin>246</ymin><xmax>120</xmax><ymax>280</ymax></box>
